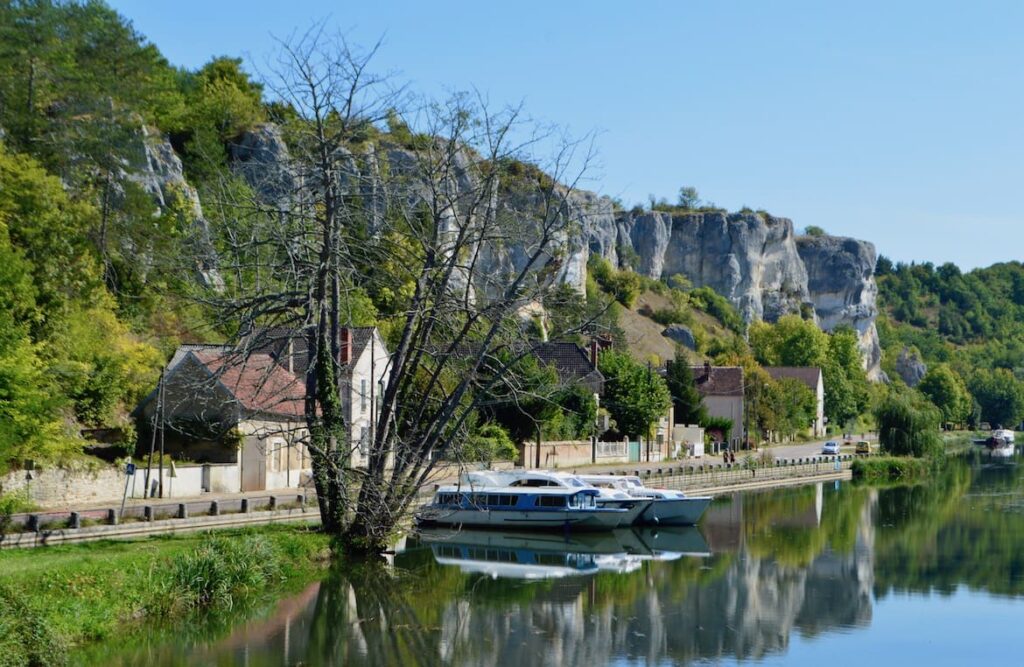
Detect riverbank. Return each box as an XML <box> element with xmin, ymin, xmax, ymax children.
<box><xmin>0</xmin><ymin>525</ymin><xmax>330</xmax><ymax>665</ymax></box>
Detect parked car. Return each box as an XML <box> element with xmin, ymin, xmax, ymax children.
<box><xmin>855</xmin><ymin>440</ymin><xmax>873</xmax><ymax>455</ymax></box>
<box><xmin>821</xmin><ymin>440</ymin><xmax>841</xmax><ymax>455</ymax></box>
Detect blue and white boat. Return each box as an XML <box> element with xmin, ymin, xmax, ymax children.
<box><xmin>415</xmin><ymin>485</ymin><xmax>628</xmax><ymax>530</ymax></box>
<box><xmin>459</xmin><ymin>470</ymin><xmax>710</xmax><ymax>527</ymax></box>
<box><xmin>461</xmin><ymin>470</ymin><xmax>653</xmax><ymax>525</ymax></box>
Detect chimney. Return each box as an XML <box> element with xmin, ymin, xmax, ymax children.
<box><xmin>590</xmin><ymin>340</ymin><xmax>599</xmax><ymax>366</ymax></box>
<box><xmin>340</xmin><ymin>328</ymin><xmax>352</xmax><ymax>365</ymax></box>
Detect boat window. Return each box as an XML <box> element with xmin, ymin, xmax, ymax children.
<box><xmin>565</xmin><ymin>477</ymin><xmax>587</xmax><ymax>487</ymax></box>
<box><xmin>536</xmin><ymin>495</ymin><xmax>567</xmax><ymax>508</ymax></box>
<box><xmin>487</xmin><ymin>494</ymin><xmax>517</xmax><ymax>507</ymax></box>
<box><xmin>510</xmin><ymin>479</ymin><xmax>558</xmax><ymax>487</ymax></box>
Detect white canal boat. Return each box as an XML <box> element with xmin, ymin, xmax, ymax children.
<box><xmin>415</xmin><ymin>485</ymin><xmax>628</xmax><ymax>530</ymax></box>
<box><xmin>576</xmin><ymin>474</ymin><xmax>712</xmax><ymax>526</ymax></box>
<box><xmin>460</xmin><ymin>470</ymin><xmax>710</xmax><ymax>526</ymax></box>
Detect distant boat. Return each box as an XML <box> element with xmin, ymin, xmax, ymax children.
<box><xmin>992</xmin><ymin>428</ymin><xmax>1015</xmax><ymax>444</ymax></box>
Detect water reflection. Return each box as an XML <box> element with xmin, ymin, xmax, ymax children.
<box><xmin>86</xmin><ymin>453</ymin><xmax>1024</xmax><ymax>666</ymax></box>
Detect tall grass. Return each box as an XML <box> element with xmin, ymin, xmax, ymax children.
<box><xmin>851</xmin><ymin>456</ymin><xmax>931</xmax><ymax>483</ymax></box>
<box><xmin>151</xmin><ymin>534</ymin><xmax>283</xmax><ymax>615</ymax></box>
<box><xmin>0</xmin><ymin>583</ymin><xmax>68</xmax><ymax>666</ymax></box>
<box><xmin>0</xmin><ymin>526</ymin><xmax>328</xmax><ymax>665</ymax></box>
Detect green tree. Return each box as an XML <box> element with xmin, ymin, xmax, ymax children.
<box><xmin>874</xmin><ymin>388</ymin><xmax>942</xmax><ymax>458</ymax></box>
<box><xmin>677</xmin><ymin>186</ymin><xmax>700</xmax><ymax>210</ymax></box>
<box><xmin>823</xmin><ymin>327</ymin><xmax>870</xmax><ymax>428</ymax></box>
<box><xmin>597</xmin><ymin>351</ymin><xmax>671</xmax><ymax>438</ymax></box>
<box><xmin>917</xmin><ymin>364</ymin><xmax>972</xmax><ymax>426</ymax></box>
<box><xmin>969</xmin><ymin>368</ymin><xmax>1024</xmax><ymax>427</ymax></box>
<box><xmin>665</xmin><ymin>355</ymin><xmax>707</xmax><ymax>426</ymax></box>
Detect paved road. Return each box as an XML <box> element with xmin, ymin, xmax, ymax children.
<box><xmin>765</xmin><ymin>433</ymin><xmax>877</xmax><ymax>461</ymax></box>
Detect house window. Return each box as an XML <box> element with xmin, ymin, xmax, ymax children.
<box><xmin>359</xmin><ymin>426</ymin><xmax>368</xmax><ymax>455</ymax></box>
<box><xmin>360</xmin><ymin>379</ymin><xmax>367</xmax><ymax>413</ymax></box>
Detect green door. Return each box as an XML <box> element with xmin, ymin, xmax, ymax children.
<box><xmin>628</xmin><ymin>441</ymin><xmax>641</xmax><ymax>462</ymax></box>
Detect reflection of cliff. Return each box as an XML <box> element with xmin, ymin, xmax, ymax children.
<box><xmin>134</xmin><ymin>485</ymin><xmax>878</xmax><ymax>666</ymax></box>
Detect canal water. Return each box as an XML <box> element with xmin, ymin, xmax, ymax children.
<box><xmin>84</xmin><ymin>451</ymin><xmax>1024</xmax><ymax>666</ymax></box>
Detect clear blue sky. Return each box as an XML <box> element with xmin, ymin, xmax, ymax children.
<box><xmin>108</xmin><ymin>0</ymin><xmax>1024</xmax><ymax>270</ymax></box>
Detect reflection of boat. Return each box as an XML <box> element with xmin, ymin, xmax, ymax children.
<box><xmin>415</xmin><ymin>486</ymin><xmax>628</xmax><ymax>529</ymax></box>
<box><xmin>974</xmin><ymin>435</ymin><xmax>1015</xmax><ymax>457</ymax></box>
<box><xmin>577</xmin><ymin>474</ymin><xmax>712</xmax><ymax>526</ymax></box>
<box><xmin>416</xmin><ymin>526</ymin><xmax>712</xmax><ymax>579</ymax></box>
<box><xmin>418</xmin><ymin>528</ymin><xmax>609</xmax><ymax>579</ymax></box>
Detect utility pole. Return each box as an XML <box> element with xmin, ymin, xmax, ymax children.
<box><xmin>144</xmin><ymin>369</ymin><xmax>163</xmax><ymax>499</ymax></box>
<box><xmin>157</xmin><ymin>371</ymin><xmax>165</xmax><ymax>498</ymax></box>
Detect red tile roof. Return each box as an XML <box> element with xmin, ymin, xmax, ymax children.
<box><xmin>192</xmin><ymin>351</ymin><xmax>306</xmax><ymax>418</ymax></box>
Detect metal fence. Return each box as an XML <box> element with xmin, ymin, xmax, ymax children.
<box><xmin>601</xmin><ymin>454</ymin><xmax>854</xmax><ymax>492</ymax></box>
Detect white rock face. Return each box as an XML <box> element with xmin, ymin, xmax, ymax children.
<box><xmin>226</xmin><ymin>123</ymin><xmax>883</xmax><ymax>376</ymax></box>
<box><xmin>796</xmin><ymin>235</ymin><xmax>883</xmax><ymax>380</ymax></box>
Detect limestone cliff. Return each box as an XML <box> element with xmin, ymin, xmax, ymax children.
<box><xmin>227</xmin><ymin>123</ymin><xmax>882</xmax><ymax>376</ymax></box>
<box><xmin>602</xmin><ymin>210</ymin><xmax>811</xmax><ymax>323</ymax></box>
<box><xmin>123</xmin><ymin>123</ymin><xmax>223</xmax><ymax>290</ymax></box>
<box><xmin>796</xmin><ymin>235</ymin><xmax>883</xmax><ymax>380</ymax></box>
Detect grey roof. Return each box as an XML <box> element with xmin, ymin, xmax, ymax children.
<box><xmin>532</xmin><ymin>342</ymin><xmax>604</xmax><ymax>393</ymax></box>
<box><xmin>690</xmin><ymin>365</ymin><xmax>744</xmax><ymax>397</ymax></box>
<box><xmin>765</xmin><ymin>366</ymin><xmax>823</xmax><ymax>391</ymax></box>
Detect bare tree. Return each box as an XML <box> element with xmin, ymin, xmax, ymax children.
<box><xmin>189</xmin><ymin>27</ymin><xmax>598</xmax><ymax>553</ymax></box>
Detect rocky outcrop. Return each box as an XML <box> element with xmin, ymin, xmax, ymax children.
<box><xmin>895</xmin><ymin>347</ymin><xmax>927</xmax><ymax>387</ymax></box>
<box><xmin>594</xmin><ymin>210</ymin><xmax>811</xmax><ymax>323</ymax></box>
<box><xmin>796</xmin><ymin>235</ymin><xmax>883</xmax><ymax>380</ymax></box>
<box><xmin>662</xmin><ymin>324</ymin><xmax>696</xmax><ymax>350</ymax></box>
<box><xmin>123</xmin><ymin>124</ymin><xmax>223</xmax><ymax>290</ymax></box>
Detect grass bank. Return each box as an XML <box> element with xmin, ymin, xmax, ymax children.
<box><xmin>851</xmin><ymin>456</ymin><xmax>932</xmax><ymax>483</ymax></box>
<box><xmin>0</xmin><ymin>525</ymin><xmax>329</xmax><ymax>666</ymax></box>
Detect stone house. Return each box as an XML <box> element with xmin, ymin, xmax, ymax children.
<box><xmin>135</xmin><ymin>327</ymin><xmax>391</xmax><ymax>491</ymax></box>
<box><xmin>690</xmin><ymin>363</ymin><xmax>745</xmax><ymax>451</ymax></box>
<box><xmin>765</xmin><ymin>366</ymin><xmax>826</xmax><ymax>437</ymax></box>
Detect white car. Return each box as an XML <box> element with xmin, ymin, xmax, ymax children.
<box><xmin>821</xmin><ymin>440</ymin><xmax>841</xmax><ymax>455</ymax></box>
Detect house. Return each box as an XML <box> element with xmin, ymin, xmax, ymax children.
<box><xmin>134</xmin><ymin>327</ymin><xmax>391</xmax><ymax>491</ymax></box>
<box><xmin>765</xmin><ymin>366</ymin><xmax>825</xmax><ymax>437</ymax></box>
<box><xmin>134</xmin><ymin>349</ymin><xmax>309</xmax><ymax>492</ymax></box>
<box><xmin>690</xmin><ymin>363</ymin><xmax>745</xmax><ymax>451</ymax></box>
<box><xmin>242</xmin><ymin>326</ymin><xmax>391</xmax><ymax>465</ymax></box>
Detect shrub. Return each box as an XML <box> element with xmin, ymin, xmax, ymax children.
<box><xmin>464</xmin><ymin>423</ymin><xmax>518</xmax><ymax>464</ymax></box>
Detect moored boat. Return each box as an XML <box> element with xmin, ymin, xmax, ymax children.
<box><xmin>415</xmin><ymin>485</ymin><xmax>628</xmax><ymax>530</ymax></box>
<box><xmin>577</xmin><ymin>474</ymin><xmax>712</xmax><ymax>526</ymax></box>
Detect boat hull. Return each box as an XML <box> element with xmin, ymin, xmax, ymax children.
<box><xmin>636</xmin><ymin>497</ymin><xmax>711</xmax><ymax>526</ymax></box>
<box><xmin>416</xmin><ymin>507</ymin><xmax>627</xmax><ymax>530</ymax></box>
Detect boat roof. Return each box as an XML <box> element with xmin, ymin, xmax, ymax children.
<box><xmin>435</xmin><ymin>485</ymin><xmax>599</xmax><ymax>496</ymax></box>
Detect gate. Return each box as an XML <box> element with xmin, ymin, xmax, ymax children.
<box><xmin>628</xmin><ymin>441</ymin><xmax>641</xmax><ymax>462</ymax></box>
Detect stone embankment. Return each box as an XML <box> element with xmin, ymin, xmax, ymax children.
<box><xmin>2</xmin><ymin>456</ymin><xmax>853</xmax><ymax>549</ymax></box>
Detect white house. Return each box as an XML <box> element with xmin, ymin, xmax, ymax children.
<box><xmin>765</xmin><ymin>366</ymin><xmax>826</xmax><ymax>437</ymax></box>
